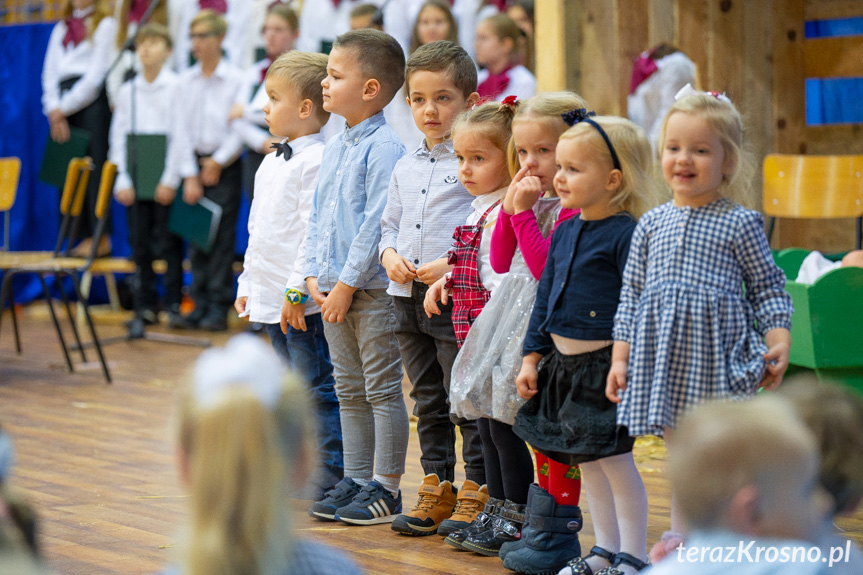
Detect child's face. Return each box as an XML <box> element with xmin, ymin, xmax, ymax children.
<box><xmin>474</xmin><ymin>21</ymin><xmax>511</xmax><ymax>68</ymax></box>
<box><xmin>262</xmin><ymin>13</ymin><xmax>297</xmax><ymax>58</ymax></box>
<box><xmin>262</xmin><ymin>76</ymin><xmax>306</xmax><ymax>139</ymax></box>
<box><xmin>512</xmin><ymin>118</ymin><xmax>560</xmax><ymax>192</ymax></box>
<box><xmin>136</xmin><ymin>37</ymin><xmax>172</xmax><ymax>70</ymax></box>
<box><xmin>407</xmin><ymin>70</ymin><xmax>475</xmax><ymax>148</ymax></box>
<box><xmin>321</xmin><ymin>47</ymin><xmax>369</xmax><ymax>124</ymax></box>
<box><xmin>416</xmin><ymin>5</ymin><xmax>451</xmax><ymax>46</ymax></box>
<box><xmin>554</xmin><ymin>136</ymin><xmax>616</xmax><ymax>218</ymax></box>
<box><xmin>662</xmin><ymin>111</ymin><xmax>729</xmax><ymax>208</ymax></box>
<box><xmin>189</xmin><ymin>22</ymin><xmax>223</xmax><ymax>63</ymax></box>
<box><xmin>454</xmin><ymin>130</ymin><xmax>509</xmax><ymax>196</ymax></box>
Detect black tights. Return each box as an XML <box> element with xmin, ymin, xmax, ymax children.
<box><xmin>476</xmin><ymin>418</ymin><xmax>534</xmax><ymax>504</ymax></box>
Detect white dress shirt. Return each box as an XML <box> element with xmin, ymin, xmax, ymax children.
<box><xmin>232</xmin><ymin>58</ymin><xmax>271</xmax><ymax>152</ymax></box>
<box><xmin>296</xmin><ymin>0</ymin><xmax>383</xmax><ymax>54</ymax></box>
<box><xmin>238</xmin><ymin>133</ymin><xmax>326</xmax><ymax>323</ymax></box>
<box><xmin>170</xmin><ymin>59</ymin><xmax>245</xmax><ymax>177</ymax></box>
<box><xmin>109</xmin><ymin>67</ymin><xmax>181</xmax><ymax>191</ymax></box>
<box><xmin>41</xmin><ymin>9</ymin><xmax>117</xmax><ymax>116</ymax></box>
<box><xmin>466</xmin><ymin>189</ymin><xmax>506</xmax><ymax>292</ymax></box>
<box><xmin>174</xmin><ymin>0</ymin><xmax>251</xmax><ymax>72</ymax></box>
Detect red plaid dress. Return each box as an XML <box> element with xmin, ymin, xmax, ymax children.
<box><xmin>446</xmin><ymin>201</ymin><xmax>500</xmax><ymax>347</ymax></box>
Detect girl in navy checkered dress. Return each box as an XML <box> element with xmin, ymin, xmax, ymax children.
<box><xmin>606</xmin><ymin>87</ymin><xmax>794</xmax><ymax>562</ymax></box>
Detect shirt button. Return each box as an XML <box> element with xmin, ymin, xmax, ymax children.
<box><xmin>421</xmin><ymin>189</ymin><xmax>426</xmax><ymax>194</ymax></box>
<box><xmin>416</xmin><ymin>224</ymin><xmax>421</xmax><ymax>229</ymax></box>
<box><xmin>430</xmin><ymin>158</ymin><xmax>436</xmax><ymax>163</ymax></box>
<box><xmin>589</xmin><ymin>311</ymin><xmax>597</xmax><ymax>318</ymax></box>
<box><xmin>354</xmin><ymin>137</ymin><xmax>358</xmax><ymax>143</ymax></box>
<box><xmin>336</xmin><ymin>170</ymin><xmax>341</xmax><ymax>175</ymax></box>
<box><xmin>414</xmin><ymin>259</ymin><xmax>420</xmax><ymax>264</ymax></box>
<box><xmin>331</xmin><ymin>201</ymin><xmax>335</xmax><ymax>207</ymax></box>
<box><xmin>344</xmin><ymin>142</ymin><xmax>350</xmax><ymax>147</ymax></box>
<box><xmin>325</xmin><ymin>232</ymin><xmax>330</xmax><ymax>237</ymax></box>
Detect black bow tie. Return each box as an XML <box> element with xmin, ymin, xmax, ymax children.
<box><xmin>271</xmin><ymin>141</ymin><xmax>293</xmax><ymax>161</ymax></box>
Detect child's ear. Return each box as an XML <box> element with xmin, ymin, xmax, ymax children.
<box><xmin>606</xmin><ymin>169</ymin><xmax>623</xmax><ymax>191</ymax></box>
<box><xmin>728</xmin><ymin>483</ymin><xmax>761</xmax><ymax>536</ymax></box>
<box><xmin>362</xmin><ymin>78</ymin><xmax>382</xmax><ymax>102</ymax></box>
<box><xmin>465</xmin><ymin>92</ymin><xmax>480</xmax><ymax>109</ymax></box>
<box><xmin>299</xmin><ymin>98</ymin><xmax>313</xmax><ymax>119</ymax></box>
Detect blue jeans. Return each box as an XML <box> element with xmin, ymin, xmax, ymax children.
<box><xmin>322</xmin><ymin>289</ymin><xmax>409</xmax><ymax>481</ymax></box>
<box><xmin>266</xmin><ymin>314</ymin><xmax>343</xmax><ymax>486</ymax></box>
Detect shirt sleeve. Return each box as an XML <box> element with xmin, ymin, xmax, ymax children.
<box><xmin>159</xmin><ymin>82</ymin><xmax>182</xmax><ymax>189</ymax></box>
<box><xmin>490</xmin><ymin>209</ymin><xmax>517</xmax><ymax>273</ymax></box>
<box><xmin>378</xmin><ymin>169</ymin><xmax>403</xmax><ymax>259</ymax></box>
<box><xmin>303</xmin><ymin>182</ymin><xmax>321</xmax><ymax>281</ymax></box>
<box><xmin>522</xmin><ymin>229</ymin><xmax>558</xmax><ymax>356</ymax></box>
<box><xmin>510</xmin><ymin>209</ymin><xmax>552</xmax><ymax>280</ymax></box>
<box><xmin>41</xmin><ymin>23</ymin><xmax>65</xmax><ymax>115</ymax></box>
<box><xmin>735</xmin><ymin>210</ymin><xmax>794</xmax><ymax>335</ymax></box>
<box><xmin>57</xmin><ymin>17</ymin><xmax>117</xmax><ymax>117</ymax></box>
<box><xmin>613</xmin><ymin>217</ymin><xmax>649</xmax><ymax>343</ymax></box>
<box><xmin>287</xmin><ymin>156</ymin><xmax>323</xmax><ymax>293</ymax></box>
<box><xmin>211</xmin><ymin>74</ymin><xmax>245</xmax><ymax>167</ymax></box>
<box><xmin>339</xmin><ymin>141</ymin><xmax>405</xmax><ymax>287</ymax></box>
<box><xmin>108</xmin><ymin>83</ymin><xmax>132</xmax><ymax>192</ymax></box>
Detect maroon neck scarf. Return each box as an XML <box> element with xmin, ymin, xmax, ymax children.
<box><xmin>629</xmin><ymin>52</ymin><xmax>659</xmax><ymax>94</ymax></box>
<box><xmin>63</xmin><ymin>16</ymin><xmax>87</xmax><ymax>48</ymax></box>
<box><xmin>477</xmin><ymin>66</ymin><xmax>513</xmax><ymax>99</ymax></box>
<box><xmin>199</xmin><ymin>0</ymin><xmax>228</xmax><ymax>14</ymax></box>
<box><xmin>128</xmin><ymin>0</ymin><xmax>149</xmax><ymax>23</ymax></box>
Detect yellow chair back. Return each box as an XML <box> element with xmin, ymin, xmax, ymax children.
<box><xmin>763</xmin><ymin>154</ymin><xmax>863</xmax><ymax>219</ymax></box>
<box><xmin>0</xmin><ymin>157</ymin><xmax>21</xmax><ymax>212</ymax></box>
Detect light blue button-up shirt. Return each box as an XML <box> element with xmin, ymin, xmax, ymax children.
<box><xmin>304</xmin><ymin>112</ymin><xmax>406</xmax><ymax>291</ymax></box>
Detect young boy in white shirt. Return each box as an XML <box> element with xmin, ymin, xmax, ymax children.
<box><xmin>234</xmin><ymin>50</ymin><xmax>343</xmax><ymax>499</ymax></box>
<box><xmin>108</xmin><ymin>23</ymin><xmax>184</xmax><ymax>335</ymax></box>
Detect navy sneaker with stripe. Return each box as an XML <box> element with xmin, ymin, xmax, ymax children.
<box><xmin>334</xmin><ymin>481</ymin><xmax>402</xmax><ymax>526</ymax></box>
<box><xmin>309</xmin><ymin>477</ymin><xmax>361</xmax><ymax>521</ymax></box>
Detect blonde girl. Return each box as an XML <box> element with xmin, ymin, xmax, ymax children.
<box><xmin>507</xmin><ymin>115</ymin><xmax>657</xmax><ymax>575</ymax></box>
<box><xmin>409</xmin><ymin>0</ymin><xmax>459</xmax><ymax>54</ymax></box>
<box><xmin>174</xmin><ymin>335</ymin><xmax>361</xmax><ymax>575</ymax></box>
<box><xmin>607</xmin><ymin>86</ymin><xmax>793</xmax><ymax>562</ymax></box>
<box><xmin>473</xmin><ymin>14</ymin><xmax>535</xmax><ymax>101</ymax></box>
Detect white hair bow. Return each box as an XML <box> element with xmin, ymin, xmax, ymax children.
<box><xmin>193</xmin><ymin>334</ymin><xmax>284</xmax><ymax>409</ymax></box>
<box><xmin>674</xmin><ymin>83</ymin><xmax>733</xmax><ymax>104</ymax></box>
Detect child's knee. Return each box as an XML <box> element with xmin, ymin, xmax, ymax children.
<box><xmin>841</xmin><ymin>250</ymin><xmax>863</xmax><ymax>268</ymax></box>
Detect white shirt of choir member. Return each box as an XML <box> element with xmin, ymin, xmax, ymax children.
<box><xmin>108</xmin><ymin>67</ymin><xmax>182</xmax><ymax>192</ymax></box>
<box><xmin>452</xmin><ymin>0</ymin><xmax>497</xmax><ymax>60</ymax></box>
<box><xmin>174</xmin><ymin>0</ymin><xmax>251</xmax><ymax>72</ymax></box>
<box><xmin>232</xmin><ymin>58</ymin><xmax>271</xmax><ymax>153</ymax></box>
<box><xmin>171</xmin><ymin>59</ymin><xmax>245</xmax><ymax>179</ymax></box>
<box><xmin>238</xmin><ymin>134</ymin><xmax>326</xmax><ymax>323</ymax></box>
<box><xmin>295</xmin><ymin>0</ymin><xmax>383</xmax><ymax>54</ymax></box>
<box><xmin>466</xmin><ymin>189</ymin><xmax>506</xmax><ymax>293</ymax></box>
<box><xmin>476</xmin><ymin>64</ymin><xmax>536</xmax><ymax>102</ymax></box>
<box><xmin>41</xmin><ymin>8</ymin><xmax>117</xmax><ymax>117</ymax></box>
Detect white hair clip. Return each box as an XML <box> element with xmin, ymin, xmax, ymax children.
<box><xmin>674</xmin><ymin>83</ymin><xmax>732</xmax><ymax>104</ymax></box>
<box><xmin>193</xmin><ymin>334</ymin><xmax>284</xmax><ymax>410</ymax></box>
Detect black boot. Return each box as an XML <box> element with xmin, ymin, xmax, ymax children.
<box><xmin>499</xmin><ymin>482</ymin><xmax>542</xmax><ymax>561</ymax></box>
<box><xmin>462</xmin><ymin>499</ymin><xmax>526</xmax><ymax>557</ymax></box>
<box><xmin>502</xmin><ymin>484</ymin><xmax>582</xmax><ymax>574</ymax></box>
<box><xmin>444</xmin><ymin>497</ymin><xmax>503</xmax><ymax>550</ymax></box>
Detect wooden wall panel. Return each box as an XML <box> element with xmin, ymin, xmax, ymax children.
<box><xmin>805</xmin><ymin>36</ymin><xmax>863</xmax><ymax>78</ymax></box>
<box><xmin>649</xmin><ymin>0</ymin><xmax>675</xmax><ymax>46</ymax></box>
<box><xmin>580</xmin><ymin>0</ymin><xmax>619</xmax><ymax>114</ymax></box>
<box><xmin>675</xmin><ymin>0</ymin><xmax>709</xmax><ymax>88</ymax></box>
<box><xmin>707</xmin><ymin>0</ymin><xmax>745</xmax><ymax>98</ymax></box>
<box><xmin>535</xmin><ymin>0</ymin><xmax>572</xmax><ymax>91</ymax></box>
<box><xmin>616</xmin><ymin>0</ymin><xmax>651</xmax><ymax>116</ymax></box>
<box><xmin>805</xmin><ymin>0</ymin><xmax>863</xmax><ymax>19</ymax></box>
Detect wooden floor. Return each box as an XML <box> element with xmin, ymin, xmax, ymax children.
<box><xmin>1</xmin><ymin>306</ymin><xmax>862</xmax><ymax>575</ymax></box>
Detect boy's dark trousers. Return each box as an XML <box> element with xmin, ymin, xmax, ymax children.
<box><xmin>189</xmin><ymin>159</ymin><xmax>242</xmax><ymax>318</ymax></box>
<box><xmin>128</xmin><ymin>199</ymin><xmax>184</xmax><ymax>314</ymax></box>
<box><xmin>393</xmin><ymin>281</ymin><xmax>486</xmax><ymax>485</ymax></box>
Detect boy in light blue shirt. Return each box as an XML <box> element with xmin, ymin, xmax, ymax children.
<box><xmin>303</xmin><ymin>29</ymin><xmax>409</xmax><ymax>527</ymax></box>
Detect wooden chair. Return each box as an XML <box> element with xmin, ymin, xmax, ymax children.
<box><xmin>0</xmin><ymin>157</ymin><xmax>21</xmax><ymax>251</ymax></box>
<box><xmin>763</xmin><ymin>154</ymin><xmax>863</xmax><ymax>249</ymax></box>
<box><xmin>0</xmin><ymin>159</ymin><xmax>114</xmax><ymax>382</ymax></box>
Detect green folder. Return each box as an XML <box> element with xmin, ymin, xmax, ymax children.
<box><xmin>38</xmin><ymin>127</ymin><xmax>91</xmax><ymax>188</ymax></box>
<box><xmin>168</xmin><ymin>195</ymin><xmax>222</xmax><ymax>254</ymax></box>
<box><xmin>126</xmin><ymin>134</ymin><xmax>167</xmax><ymax>201</ymax></box>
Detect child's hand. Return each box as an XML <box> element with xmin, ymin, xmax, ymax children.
<box><xmin>516</xmin><ymin>353</ymin><xmax>542</xmax><ymax>399</ymax></box>
<box><xmin>423</xmin><ymin>275</ymin><xmax>448</xmax><ymax>317</ymax></box>
<box><xmin>234</xmin><ymin>296</ymin><xmax>248</xmax><ymax>318</ymax></box>
<box><xmin>229</xmin><ymin>103</ymin><xmax>245</xmax><ymax>121</ymax></box>
<box><xmin>115</xmin><ymin>188</ymin><xmax>135</xmax><ymax>207</ymax></box>
<box><xmin>281</xmin><ymin>299</ymin><xmax>307</xmax><ymax>333</ymax></box>
<box><xmin>416</xmin><ymin>257</ymin><xmax>452</xmax><ymax>285</ymax></box>
<box><xmin>606</xmin><ymin>361</ymin><xmax>628</xmax><ymax>403</ymax></box>
<box><xmin>760</xmin><ymin>328</ymin><xmax>792</xmax><ymax>391</ymax></box>
<box><xmin>48</xmin><ymin>109</ymin><xmax>70</xmax><ymax>143</ymax></box>
<box><xmin>154</xmin><ymin>184</ymin><xmax>176</xmax><ymax>206</ymax></box>
<box><xmin>321</xmin><ymin>281</ymin><xmax>355</xmax><ymax>323</ymax></box>
<box><xmin>381</xmin><ymin>248</ymin><xmax>417</xmax><ymax>284</ymax></box>
<box><xmin>513</xmin><ymin>175</ymin><xmax>544</xmax><ymax>214</ymax></box>
<box><xmin>183</xmin><ymin>176</ymin><xmax>204</xmax><ymax>205</ymax></box>
<box><xmin>306</xmin><ymin>277</ymin><xmax>326</xmax><ymax>306</ymax></box>
<box><xmin>199</xmin><ymin>157</ymin><xmax>222</xmax><ymax>187</ymax></box>
<box><xmin>503</xmin><ymin>165</ymin><xmax>531</xmax><ymax>214</ymax></box>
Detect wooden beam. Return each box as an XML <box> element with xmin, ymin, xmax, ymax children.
<box><xmin>617</xmin><ymin>0</ymin><xmax>651</xmax><ymax>117</ymax></box>
<box><xmin>675</xmin><ymin>0</ymin><xmax>709</xmax><ymax>88</ymax></box>
<box><xmin>805</xmin><ymin>0</ymin><xmax>863</xmax><ymax>20</ymax></box>
<box><xmin>805</xmin><ymin>36</ymin><xmax>863</xmax><ymax>78</ymax></box>
<box><xmin>707</xmin><ymin>0</ymin><xmax>745</xmax><ymax>96</ymax></box>
<box><xmin>772</xmin><ymin>0</ymin><xmax>807</xmax><ymax>155</ymax></box>
<box><xmin>534</xmin><ymin>0</ymin><xmax>571</xmax><ymax>91</ymax></box>
<box><xmin>579</xmin><ymin>0</ymin><xmax>618</xmax><ymax>114</ymax></box>
<box><xmin>649</xmin><ymin>0</ymin><xmax>675</xmax><ymax>46</ymax></box>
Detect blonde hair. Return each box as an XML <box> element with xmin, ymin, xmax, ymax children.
<box><xmin>266</xmin><ymin>3</ymin><xmax>299</xmax><ymax>32</ymax></box>
<box><xmin>115</xmin><ymin>0</ymin><xmax>168</xmax><ymax>48</ymax></box>
<box><xmin>190</xmin><ymin>9</ymin><xmax>227</xmax><ymax>37</ymax></box>
<box><xmin>658</xmin><ymin>94</ymin><xmax>757</xmax><ymax>208</ymax></box>
<box><xmin>507</xmin><ymin>91</ymin><xmax>591</xmax><ymax>182</ymax></box>
<box><xmin>781</xmin><ymin>377</ymin><xmax>863</xmax><ymax>515</ymax></box>
<box><xmin>670</xmin><ymin>396</ymin><xmax>818</xmax><ymax>531</ymax></box>
<box><xmin>176</xmin><ymin>365</ymin><xmax>313</xmax><ymax>575</ymax></box>
<box><xmin>135</xmin><ymin>23</ymin><xmax>172</xmax><ymax>50</ymax></box>
<box><xmin>409</xmin><ymin>1</ymin><xmax>459</xmax><ymax>54</ymax></box>
<box><xmin>62</xmin><ymin>0</ymin><xmax>111</xmax><ymax>41</ymax></box>
<box><xmin>451</xmin><ymin>100</ymin><xmax>516</xmax><ymax>185</ymax></box>
<box><xmin>559</xmin><ymin>116</ymin><xmax>660</xmax><ymax>218</ymax></box>
<box><xmin>267</xmin><ymin>51</ymin><xmax>331</xmax><ymax>125</ymax></box>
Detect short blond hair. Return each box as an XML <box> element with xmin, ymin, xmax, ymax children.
<box><xmin>267</xmin><ymin>51</ymin><xmax>331</xmax><ymax>126</ymax></box>
<box><xmin>559</xmin><ymin>116</ymin><xmax>660</xmax><ymax>218</ymax></box>
<box><xmin>135</xmin><ymin>23</ymin><xmax>172</xmax><ymax>50</ymax></box>
<box><xmin>670</xmin><ymin>396</ymin><xmax>818</xmax><ymax>531</ymax></box>
<box><xmin>190</xmin><ymin>9</ymin><xmax>226</xmax><ymax>37</ymax></box>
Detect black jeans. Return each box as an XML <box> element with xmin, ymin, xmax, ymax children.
<box><xmin>128</xmin><ymin>200</ymin><xmax>184</xmax><ymax>313</ymax></box>
<box><xmin>189</xmin><ymin>159</ymin><xmax>242</xmax><ymax>315</ymax></box>
<box><xmin>393</xmin><ymin>281</ymin><xmax>485</xmax><ymax>485</ymax></box>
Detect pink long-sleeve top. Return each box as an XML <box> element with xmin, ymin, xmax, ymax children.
<box><xmin>490</xmin><ymin>204</ymin><xmax>579</xmax><ymax>280</ymax></box>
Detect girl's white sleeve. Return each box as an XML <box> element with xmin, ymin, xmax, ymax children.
<box><xmin>58</xmin><ymin>17</ymin><xmax>117</xmax><ymax>116</ymax></box>
<box><xmin>41</xmin><ymin>23</ymin><xmax>65</xmax><ymax>115</ymax></box>
<box><xmin>108</xmin><ymin>82</ymin><xmax>132</xmax><ymax>191</ymax></box>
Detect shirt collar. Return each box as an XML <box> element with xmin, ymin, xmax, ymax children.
<box><xmin>415</xmin><ymin>138</ymin><xmax>454</xmax><ymax>157</ymax></box>
<box><xmin>282</xmin><ymin>133</ymin><xmax>325</xmax><ymax>156</ymax></box>
<box><xmin>341</xmin><ymin>111</ymin><xmax>386</xmax><ymax>145</ymax></box>
<box><xmin>470</xmin><ymin>188</ymin><xmax>506</xmax><ymax>213</ymax></box>
<box><xmin>72</xmin><ymin>6</ymin><xmax>95</xmax><ymax>18</ymax></box>
<box><xmin>137</xmin><ymin>67</ymin><xmax>174</xmax><ymax>89</ymax></box>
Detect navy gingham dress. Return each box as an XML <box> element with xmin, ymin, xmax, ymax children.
<box><xmin>613</xmin><ymin>199</ymin><xmax>793</xmax><ymax>437</ymax></box>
